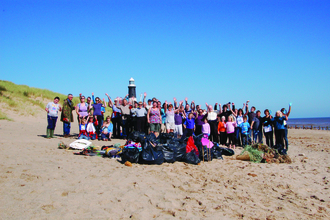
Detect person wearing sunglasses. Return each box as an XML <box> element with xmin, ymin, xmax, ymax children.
<box><xmin>89</xmin><ymin>96</ymin><xmax>106</xmax><ymax>140</ymax></box>
<box><xmin>76</xmin><ymin>95</ymin><xmax>88</xmax><ymax>130</ymax></box>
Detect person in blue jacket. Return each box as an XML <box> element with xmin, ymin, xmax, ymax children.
<box><xmin>271</xmin><ymin>111</ymin><xmax>288</xmax><ymax>149</ymax></box>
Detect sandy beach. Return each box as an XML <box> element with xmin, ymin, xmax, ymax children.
<box><xmin>0</xmin><ymin>109</ymin><xmax>329</xmax><ymax>219</ymax></box>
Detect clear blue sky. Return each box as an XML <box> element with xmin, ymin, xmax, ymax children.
<box><xmin>1</xmin><ymin>0</ymin><xmax>329</xmax><ymax>118</ymax></box>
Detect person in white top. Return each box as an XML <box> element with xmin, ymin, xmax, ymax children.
<box><xmin>205</xmin><ymin>103</ymin><xmax>219</xmax><ymax>143</ymax></box>
<box><xmin>45</xmin><ymin>97</ymin><xmax>62</xmax><ymax>138</ymax></box>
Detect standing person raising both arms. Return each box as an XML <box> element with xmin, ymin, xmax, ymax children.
<box><xmin>173</xmin><ymin>99</ymin><xmax>185</xmax><ymax>139</ymax></box>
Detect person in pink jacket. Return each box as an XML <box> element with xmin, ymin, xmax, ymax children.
<box><xmin>225</xmin><ymin>116</ymin><xmax>237</xmax><ymax>149</ymax></box>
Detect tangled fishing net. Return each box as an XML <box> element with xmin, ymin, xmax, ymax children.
<box><xmin>238</xmin><ymin>144</ymin><xmax>292</xmax><ymax>164</ymax></box>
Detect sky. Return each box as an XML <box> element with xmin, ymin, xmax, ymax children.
<box><xmin>1</xmin><ymin>0</ymin><xmax>329</xmax><ymax>118</ymax></box>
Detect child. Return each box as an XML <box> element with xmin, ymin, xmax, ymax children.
<box><xmin>78</xmin><ymin>118</ymin><xmax>90</xmax><ymax>140</ymax></box>
<box><xmin>182</xmin><ymin>113</ymin><xmax>195</xmax><ymax>139</ymax></box>
<box><xmin>225</xmin><ymin>116</ymin><xmax>237</xmax><ymax>149</ymax></box>
<box><xmin>217</xmin><ymin>116</ymin><xmax>226</xmax><ymax>146</ymax></box>
<box><xmin>238</xmin><ymin>116</ymin><xmax>250</xmax><ymax>147</ymax></box>
<box><xmin>101</xmin><ymin>116</ymin><xmax>113</xmax><ymax>141</ymax></box>
<box><xmin>201</xmin><ymin>116</ymin><xmax>210</xmax><ymax>136</ymax></box>
<box><xmin>86</xmin><ymin>116</ymin><xmax>97</xmax><ymax>140</ymax></box>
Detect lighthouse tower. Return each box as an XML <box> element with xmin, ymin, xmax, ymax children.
<box><xmin>128</xmin><ymin>77</ymin><xmax>136</xmax><ymax>99</ymax></box>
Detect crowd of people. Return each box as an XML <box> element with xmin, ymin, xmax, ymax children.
<box><xmin>45</xmin><ymin>93</ymin><xmax>292</xmax><ymax>150</ymax></box>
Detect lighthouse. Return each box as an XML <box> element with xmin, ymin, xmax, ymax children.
<box><xmin>128</xmin><ymin>77</ymin><xmax>136</xmax><ymax>99</ymax></box>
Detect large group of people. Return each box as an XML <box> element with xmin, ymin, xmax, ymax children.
<box><xmin>45</xmin><ymin>93</ymin><xmax>292</xmax><ymax>150</ymax></box>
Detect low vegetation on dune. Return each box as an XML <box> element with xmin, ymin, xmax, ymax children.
<box><xmin>0</xmin><ymin>80</ymin><xmax>113</xmax><ymax>120</ymax></box>
<box><xmin>0</xmin><ymin>80</ymin><xmax>78</xmax><ymax>120</ymax></box>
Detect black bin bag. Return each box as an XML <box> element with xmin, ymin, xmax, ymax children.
<box><xmin>162</xmin><ymin>144</ymin><xmax>176</xmax><ymax>163</ymax></box>
<box><xmin>185</xmin><ymin>150</ymin><xmax>200</xmax><ymax>165</ymax></box>
<box><xmin>139</xmin><ymin>137</ymin><xmax>164</xmax><ymax>165</ymax></box>
<box><xmin>121</xmin><ymin>147</ymin><xmax>140</xmax><ymax>163</ymax></box>
<box><xmin>174</xmin><ymin>140</ymin><xmax>187</xmax><ymax>162</ymax></box>
<box><xmin>219</xmin><ymin>147</ymin><xmax>235</xmax><ymax>156</ymax></box>
<box><xmin>158</xmin><ymin>132</ymin><xmax>174</xmax><ymax>144</ymax></box>
<box><xmin>128</xmin><ymin>131</ymin><xmax>146</xmax><ymax>144</ymax></box>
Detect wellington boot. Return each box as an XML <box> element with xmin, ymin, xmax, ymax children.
<box><xmin>46</xmin><ymin>129</ymin><xmax>51</xmax><ymax>139</ymax></box>
<box><xmin>50</xmin><ymin>130</ymin><xmax>56</xmax><ymax>138</ymax></box>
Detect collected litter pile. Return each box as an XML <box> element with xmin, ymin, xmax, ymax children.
<box><xmin>59</xmin><ymin>131</ymin><xmax>235</xmax><ymax>165</ymax></box>
<box><xmin>236</xmin><ymin>143</ymin><xmax>292</xmax><ymax>164</ymax></box>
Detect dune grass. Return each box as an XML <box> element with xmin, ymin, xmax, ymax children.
<box><xmin>0</xmin><ymin>80</ymin><xmax>80</xmax><ymax>120</ymax></box>
<box><xmin>0</xmin><ymin>80</ymin><xmax>113</xmax><ymax>120</ymax></box>
<box><xmin>0</xmin><ymin>109</ymin><xmax>12</xmax><ymax>121</ymax></box>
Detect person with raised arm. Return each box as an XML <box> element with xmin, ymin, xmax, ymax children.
<box><xmin>184</xmin><ymin>97</ymin><xmax>193</xmax><ymax>120</ymax></box>
<box><xmin>228</xmin><ymin>103</ymin><xmax>244</xmax><ymax>146</ymax></box>
<box><xmin>174</xmin><ymin>99</ymin><xmax>185</xmax><ymax>138</ymax></box>
<box><xmin>89</xmin><ymin>96</ymin><xmax>106</xmax><ymax>140</ymax></box>
<box><xmin>244</xmin><ymin>100</ymin><xmax>256</xmax><ymax>141</ymax></box>
<box><xmin>106</xmin><ymin>93</ymin><xmax>121</xmax><ymax>139</ymax></box>
<box><xmin>144</xmin><ymin>92</ymin><xmax>152</xmax><ymax>110</ymax></box>
<box><xmin>217</xmin><ymin>102</ymin><xmax>235</xmax><ymax>121</ymax></box>
<box><xmin>271</xmin><ymin>110</ymin><xmax>288</xmax><ymax>149</ymax></box>
<box><xmin>281</xmin><ymin>103</ymin><xmax>292</xmax><ymax>149</ymax></box>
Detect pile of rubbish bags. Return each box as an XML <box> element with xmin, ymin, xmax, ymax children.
<box><xmin>119</xmin><ymin>131</ymin><xmax>235</xmax><ymax>165</ymax></box>
<box><xmin>68</xmin><ymin>131</ymin><xmax>235</xmax><ymax>165</ymax></box>
<box><xmin>63</xmin><ymin>133</ymin><xmax>292</xmax><ymax>165</ymax></box>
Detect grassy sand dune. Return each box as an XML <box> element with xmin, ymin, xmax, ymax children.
<box><xmin>0</xmin><ymin>80</ymin><xmax>75</xmax><ymax>120</ymax></box>
<box><xmin>0</xmin><ymin>80</ymin><xmax>114</xmax><ymax>120</ymax></box>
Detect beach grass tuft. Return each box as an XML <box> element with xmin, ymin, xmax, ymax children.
<box><xmin>0</xmin><ymin>109</ymin><xmax>12</xmax><ymax>121</ymax></box>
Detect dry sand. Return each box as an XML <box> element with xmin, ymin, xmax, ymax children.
<box><xmin>0</xmin><ymin>109</ymin><xmax>329</xmax><ymax>219</ymax></box>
